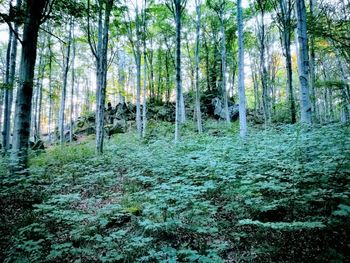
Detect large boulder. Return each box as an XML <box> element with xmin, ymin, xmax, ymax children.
<box><xmin>105</xmin><ymin>119</ymin><xmax>127</xmax><ymax>137</ymax></box>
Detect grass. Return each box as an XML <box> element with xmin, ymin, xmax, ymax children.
<box><xmin>1</xmin><ymin>120</ymin><xmax>350</xmax><ymax>262</ymax></box>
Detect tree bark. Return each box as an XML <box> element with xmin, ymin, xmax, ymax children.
<box><xmin>10</xmin><ymin>0</ymin><xmax>48</xmax><ymax>173</ymax></box>
<box><xmin>257</xmin><ymin>0</ymin><xmax>270</xmax><ymax>125</ymax></box>
<box><xmin>276</xmin><ymin>0</ymin><xmax>296</xmax><ymax>123</ymax></box>
<box><xmin>296</xmin><ymin>0</ymin><xmax>312</xmax><ymax>124</ymax></box>
<box><xmin>142</xmin><ymin>0</ymin><xmax>147</xmax><ymax>138</ymax></box>
<box><xmin>47</xmin><ymin>30</ymin><xmax>53</xmax><ymax>144</ymax></box>
<box><xmin>237</xmin><ymin>0</ymin><xmax>247</xmax><ymax>136</ymax></box>
<box><xmin>308</xmin><ymin>0</ymin><xmax>317</xmax><ymax>121</ymax></box>
<box><xmin>70</xmin><ymin>24</ymin><xmax>76</xmax><ymax>143</ymax></box>
<box><xmin>94</xmin><ymin>0</ymin><xmax>113</xmax><ymax>154</ymax></box>
<box><xmin>2</xmin><ymin>0</ymin><xmax>22</xmax><ymax>152</ymax></box>
<box><xmin>219</xmin><ymin>4</ymin><xmax>230</xmax><ymax>123</ymax></box>
<box><xmin>195</xmin><ymin>0</ymin><xmax>202</xmax><ymax>133</ymax></box>
<box><xmin>174</xmin><ymin>0</ymin><xmax>185</xmax><ymax>141</ymax></box>
<box><xmin>2</xmin><ymin>28</ymin><xmax>13</xmax><ymax>152</ymax></box>
<box><xmin>59</xmin><ymin>18</ymin><xmax>73</xmax><ymax>146</ymax></box>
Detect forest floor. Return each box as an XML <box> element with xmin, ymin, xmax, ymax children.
<box><xmin>1</xmin><ymin>121</ymin><xmax>350</xmax><ymax>262</ymax></box>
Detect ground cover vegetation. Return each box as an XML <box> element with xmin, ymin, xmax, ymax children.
<box><xmin>1</xmin><ymin>121</ymin><xmax>349</xmax><ymax>262</ymax></box>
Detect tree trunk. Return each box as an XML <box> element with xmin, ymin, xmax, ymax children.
<box><xmin>70</xmin><ymin>24</ymin><xmax>76</xmax><ymax>143</ymax></box>
<box><xmin>136</xmin><ymin>53</ymin><xmax>142</xmax><ymax>136</ymax></box>
<box><xmin>34</xmin><ymin>41</ymin><xmax>45</xmax><ymax>140</ymax></box>
<box><xmin>174</xmin><ymin>0</ymin><xmax>184</xmax><ymax>141</ymax></box>
<box><xmin>296</xmin><ymin>0</ymin><xmax>312</xmax><ymax>124</ymax></box>
<box><xmin>308</xmin><ymin>0</ymin><xmax>317</xmax><ymax>121</ymax></box>
<box><xmin>237</xmin><ymin>0</ymin><xmax>247</xmax><ymax>137</ymax></box>
<box><xmin>220</xmin><ymin>6</ymin><xmax>230</xmax><ymax>123</ymax></box>
<box><xmin>195</xmin><ymin>0</ymin><xmax>202</xmax><ymax>133</ymax></box>
<box><xmin>37</xmin><ymin>59</ymin><xmax>44</xmax><ymax>139</ymax></box>
<box><xmin>47</xmin><ymin>31</ymin><xmax>53</xmax><ymax>144</ymax></box>
<box><xmin>277</xmin><ymin>0</ymin><xmax>297</xmax><ymax>124</ymax></box>
<box><xmin>59</xmin><ymin>19</ymin><xmax>73</xmax><ymax>146</ymax></box>
<box><xmin>2</xmin><ymin>28</ymin><xmax>13</xmax><ymax>152</ymax></box>
<box><xmin>94</xmin><ymin>0</ymin><xmax>113</xmax><ymax>154</ymax></box>
<box><xmin>142</xmin><ymin>1</ymin><xmax>147</xmax><ymax>138</ymax></box>
<box><xmin>2</xmin><ymin>0</ymin><xmax>21</xmax><ymax>152</ymax></box>
<box><xmin>10</xmin><ymin>0</ymin><xmax>48</xmax><ymax>173</ymax></box>
<box><xmin>257</xmin><ymin>2</ymin><xmax>270</xmax><ymax>125</ymax></box>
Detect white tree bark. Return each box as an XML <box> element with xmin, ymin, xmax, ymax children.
<box><xmin>2</xmin><ymin>0</ymin><xmax>21</xmax><ymax>152</ymax></box>
<box><xmin>237</xmin><ymin>0</ymin><xmax>247</xmax><ymax>137</ymax></box>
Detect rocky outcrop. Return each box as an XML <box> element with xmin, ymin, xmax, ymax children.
<box><xmin>211</xmin><ymin>97</ymin><xmax>239</xmax><ymax>121</ymax></box>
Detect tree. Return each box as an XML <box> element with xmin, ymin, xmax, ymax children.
<box><xmin>2</xmin><ymin>0</ymin><xmax>22</xmax><ymax>153</ymax></box>
<box><xmin>87</xmin><ymin>0</ymin><xmax>114</xmax><ymax>154</ymax></box>
<box><xmin>59</xmin><ymin>17</ymin><xmax>73</xmax><ymax>146</ymax></box>
<box><xmin>255</xmin><ymin>0</ymin><xmax>271</xmax><ymax>125</ymax></box>
<box><xmin>124</xmin><ymin>1</ymin><xmax>142</xmax><ymax>137</ymax></box>
<box><xmin>195</xmin><ymin>0</ymin><xmax>202</xmax><ymax>133</ymax></box>
<box><xmin>207</xmin><ymin>0</ymin><xmax>230</xmax><ymax>123</ymax></box>
<box><xmin>142</xmin><ymin>0</ymin><xmax>147</xmax><ymax>138</ymax></box>
<box><xmin>70</xmin><ymin>22</ymin><xmax>76</xmax><ymax>143</ymax></box>
<box><xmin>47</xmin><ymin>27</ymin><xmax>54</xmax><ymax>144</ymax></box>
<box><xmin>295</xmin><ymin>0</ymin><xmax>312</xmax><ymax>124</ymax></box>
<box><xmin>237</xmin><ymin>0</ymin><xmax>247</xmax><ymax>136</ymax></box>
<box><xmin>273</xmin><ymin>0</ymin><xmax>296</xmax><ymax>123</ymax></box>
<box><xmin>10</xmin><ymin>0</ymin><xmax>50</xmax><ymax>173</ymax></box>
<box><xmin>166</xmin><ymin>0</ymin><xmax>187</xmax><ymax>141</ymax></box>
<box><xmin>308</xmin><ymin>0</ymin><xmax>317</xmax><ymax>121</ymax></box>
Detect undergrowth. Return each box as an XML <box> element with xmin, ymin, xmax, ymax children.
<box><xmin>1</xmin><ymin>121</ymin><xmax>349</xmax><ymax>262</ymax></box>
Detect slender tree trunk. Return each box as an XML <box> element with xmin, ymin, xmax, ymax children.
<box><xmin>70</xmin><ymin>25</ymin><xmax>76</xmax><ymax>143</ymax></box>
<box><xmin>237</xmin><ymin>0</ymin><xmax>247</xmax><ymax>136</ymax></box>
<box><xmin>47</xmin><ymin>31</ymin><xmax>53</xmax><ymax>144</ymax></box>
<box><xmin>0</xmin><ymin>90</ymin><xmax>3</xmax><ymax>143</ymax></box>
<box><xmin>174</xmin><ymin>0</ymin><xmax>184</xmax><ymax>141</ymax></box>
<box><xmin>2</xmin><ymin>29</ymin><xmax>13</xmax><ymax>152</ymax></box>
<box><xmin>2</xmin><ymin>0</ymin><xmax>21</xmax><ymax>152</ymax></box>
<box><xmin>309</xmin><ymin>0</ymin><xmax>317</xmax><ymax>121</ymax></box>
<box><xmin>34</xmin><ymin>41</ymin><xmax>45</xmax><ymax>139</ymax></box>
<box><xmin>10</xmin><ymin>0</ymin><xmax>48</xmax><ymax>173</ymax></box>
<box><xmin>136</xmin><ymin>53</ymin><xmax>142</xmax><ymax>136</ymax></box>
<box><xmin>251</xmin><ymin>63</ymin><xmax>259</xmax><ymax>114</ymax></box>
<box><xmin>59</xmin><ymin>19</ymin><xmax>73</xmax><ymax>146</ymax></box>
<box><xmin>277</xmin><ymin>0</ymin><xmax>297</xmax><ymax>125</ymax></box>
<box><xmin>195</xmin><ymin>0</ymin><xmax>202</xmax><ymax>133</ymax></box>
<box><xmin>165</xmin><ymin>52</ymin><xmax>170</xmax><ymax>103</ymax></box>
<box><xmin>257</xmin><ymin>3</ymin><xmax>270</xmax><ymax>125</ymax></box>
<box><xmin>296</xmin><ymin>0</ymin><xmax>312</xmax><ymax>124</ymax></box>
<box><xmin>94</xmin><ymin>0</ymin><xmax>113</xmax><ymax>154</ymax></box>
<box><xmin>142</xmin><ymin>0</ymin><xmax>147</xmax><ymax>138</ymax></box>
<box><xmin>37</xmin><ymin>59</ymin><xmax>44</xmax><ymax>139</ymax></box>
<box><xmin>219</xmin><ymin>6</ymin><xmax>230</xmax><ymax>123</ymax></box>
<box><xmin>204</xmin><ymin>34</ymin><xmax>210</xmax><ymax>92</ymax></box>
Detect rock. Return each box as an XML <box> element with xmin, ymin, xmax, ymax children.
<box><xmin>105</xmin><ymin>119</ymin><xmax>127</xmax><ymax>137</ymax></box>
<box><xmin>211</xmin><ymin>97</ymin><xmax>239</xmax><ymax>121</ymax></box>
